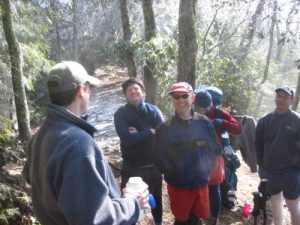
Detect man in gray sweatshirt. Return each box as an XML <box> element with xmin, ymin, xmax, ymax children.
<box><xmin>23</xmin><ymin>61</ymin><xmax>148</xmax><ymax>225</ymax></box>
<box><xmin>255</xmin><ymin>86</ymin><xmax>300</xmax><ymax>225</ymax></box>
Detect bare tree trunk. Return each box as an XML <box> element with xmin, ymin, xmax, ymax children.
<box><xmin>255</xmin><ymin>0</ymin><xmax>277</xmax><ymax>116</ymax></box>
<box><xmin>72</xmin><ymin>0</ymin><xmax>79</xmax><ymax>61</ymax></box>
<box><xmin>1</xmin><ymin>0</ymin><xmax>31</xmax><ymax>144</ymax></box>
<box><xmin>238</xmin><ymin>0</ymin><xmax>266</xmax><ymax>64</ymax></box>
<box><xmin>275</xmin><ymin>22</ymin><xmax>283</xmax><ymax>61</ymax></box>
<box><xmin>261</xmin><ymin>0</ymin><xmax>277</xmax><ymax>84</ymax></box>
<box><xmin>201</xmin><ymin>5</ymin><xmax>221</xmax><ymax>57</ymax></box>
<box><xmin>292</xmin><ymin>71</ymin><xmax>300</xmax><ymax>111</ymax></box>
<box><xmin>55</xmin><ymin>21</ymin><xmax>62</xmax><ymax>61</ymax></box>
<box><xmin>177</xmin><ymin>0</ymin><xmax>198</xmax><ymax>88</ymax></box>
<box><xmin>142</xmin><ymin>0</ymin><xmax>157</xmax><ymax>104</ymax></box>
<box><xmin>119</xmin><ymin>0</ymin><xmax>137</xmax><ymax>77</ymax></box>
<box><xmin>277</xmin><ymin>0</ymin><xmax>298</xmax><ymax>62</ymax></box>
<box><xmin>49</xmin><ymin>1</ymin><xmax>62</xmax><ymax>61</ymax></box>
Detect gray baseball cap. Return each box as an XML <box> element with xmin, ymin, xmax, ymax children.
<box><xmin>275</xmin><ymin>86</ymin><xmax>294</xmax><ymax>97</ymax></box>
<box><xmin>47</xmin><ymin>61</ymin><xmax>100</xmax><ymax>93</ymax></box>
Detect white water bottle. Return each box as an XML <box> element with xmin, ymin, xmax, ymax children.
<box><xmin>126</xmin><ymin>177</ymin><xmax>149</xmax><ymax>220</ymax></box>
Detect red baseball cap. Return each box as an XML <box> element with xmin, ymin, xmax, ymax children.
<box><xmin>168</xmin><ymin>82</ymin><xmax>193</xmax><ymax>94</ymax></box>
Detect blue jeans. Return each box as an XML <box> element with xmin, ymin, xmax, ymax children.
<box><xmin>209</xmin><ymin>184</ymin><xmax>221</xmax><ymax>217</ymax></box>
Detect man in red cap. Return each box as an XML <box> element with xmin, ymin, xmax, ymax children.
<box><xmin>154</xmin><ymin>82</ymin><xmax>220</xmax><ymax>225</ymax></box>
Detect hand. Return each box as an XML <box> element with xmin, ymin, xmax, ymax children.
<box><xmin>136</xmin><ymin>189</ymin><xmax>150</xmax><ymax>209</ymax></box>
<box><xmin>128</xmin><ymin>127</ymin><xmax>138</xmax><ymax>133</ymax></box>
<box><xmin>212</xmin><ymin>119</ymin><xmax>223</xmax><ymax>129</ymax></box>
<box><xmin>123</xmin><ymin>188</ymin><xmax>150</xmax><ymax>209</ymax></box>
<box><xmin>150</xmin><ymin>128</ymin><xmax>155</xmax><ymax>135</ymax></box>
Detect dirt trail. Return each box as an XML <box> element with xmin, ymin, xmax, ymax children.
<box><xmin>89</xmin><ymin>68</ymin><xmax>291</xmax><ymax>225</ymax></box>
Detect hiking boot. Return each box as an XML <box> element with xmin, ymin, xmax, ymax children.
<box><xmin>225</xmin><ymin>190</ymin><xmax>237</xmax><ymax>209</ymax></box>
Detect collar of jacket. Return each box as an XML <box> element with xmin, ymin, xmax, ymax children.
<box><xmin>273</xmin><ymin>109</ymin><xmax>292</xmax><ymax>117</ymax></box>
<box><xmin>47</xmin><ymin>103</ymin><xmax>97</xmax><ymax>137</ymax></box>
<box><xmin>127</xmin><ymin>101</ymin><xmax>147</xmax><ymax>113</ymax></box>
<box><xmin>171</xmin><ymin>110</ymin><xmax>195</xmax><ymax>125</ymax></box>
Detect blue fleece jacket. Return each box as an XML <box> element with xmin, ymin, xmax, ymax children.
<box><xmin>23</xmin><ymin>104</ymin><xmax>140</xmax><ymax>225</ymax></box>
<box><xmin>114</xmin><ymin>101</ymin><xmax>164</xmax><ymax>168</ymax></box>
<box><xmin>154</xmin><ymin>112</ymin><xmax>220</xmax><ymax>189</ymax></box>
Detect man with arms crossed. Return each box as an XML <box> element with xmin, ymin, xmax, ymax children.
<box><xmin>114</xmin><ymin>78</ymin><xmax>164</xmax><ymax>225</ymax></box>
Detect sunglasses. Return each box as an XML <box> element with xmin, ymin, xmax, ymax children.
<box><xmin>172</xmin><ymin>94</ymin><xmax>190</xmax><ymax>100</ymax></box>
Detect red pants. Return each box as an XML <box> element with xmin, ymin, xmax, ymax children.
<box><xmin>167</xmin><ymin>184</ymin><xmax>209</xmax><ymax>221</ymax></box>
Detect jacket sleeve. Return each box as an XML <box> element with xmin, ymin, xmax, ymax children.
<box><xmin>208</xmin><ymin>121</ymin><xmax>222</xmax><ymax>157</ymax></box>
<box><xmin>58</xmin><ymin>141</ymin><xmax>139</xmax><ymax>225</ymax></box>
<box><xmin>221</xmin><ymin>109</ymin><xmax>241</xmax><ymax>135</ymax></box>
<box><xmin>153</xmin><ymin>107</ymin><xmax>165</xmax><ymax>128</ymax></box>
<box><xmin>255</xmin><ymin>118</ymin><xmax>264</xmax><ymax>166</ymax></box>
<box><xmin>153</xmin><ymin>125</ymin><xmax>173</xmax><ymax>176</ymax></box>
<box><xmin>114</xmin><ymin>109</ymin><xmax>153</xmax><ymax>147</ymax></box>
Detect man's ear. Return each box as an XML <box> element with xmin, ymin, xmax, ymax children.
<box><xmin>191</xmin><ymin>94</ymin><xmax>195</xmax><ymax>102</ymax></box>
<box><xmin>77</xmin><ymin>85</ymin><xmax>85</xmax><ymax>97</ymax></box>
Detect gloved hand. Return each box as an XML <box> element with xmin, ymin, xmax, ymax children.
<box><xmin>212</xmin><ymin>119</ymin><xmax>223</xmax><ymax>129</ymax></box>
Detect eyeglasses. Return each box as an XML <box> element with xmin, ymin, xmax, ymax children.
<box><xmin>172</xmin><ymin>94</ymin><xmax>190</xmax><ymax>100</ymax></box>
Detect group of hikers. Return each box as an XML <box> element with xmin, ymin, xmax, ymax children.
<box><xmin>23</xmin><ymin>61</ymin><xmax>300</xmax><ymax>225</ymax></box>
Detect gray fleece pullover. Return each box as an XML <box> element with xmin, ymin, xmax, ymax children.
<box><xmin>23</xmin><ymin>104</ymin><xmax>139</xmax><ymax>225</ymax></box>
<box><xmin>255</xmin><ymin>110</ymin><xmax>300</xmax><ymax>171</ymax></box>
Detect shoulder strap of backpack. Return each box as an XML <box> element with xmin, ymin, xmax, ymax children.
<box><xmin>215</xmin><ymin>107</ymin><xmax>226</xmax><ymax>133</ymax></box>
<box><xmin>215</xmin><ymin>107</ymin><xmax>222</xmax><ymax>119</ymax></box>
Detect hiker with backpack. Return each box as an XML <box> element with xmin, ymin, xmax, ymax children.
<box><xmin>194</xmin><ymin>88</ymin><xmax>241</xmax><ymax>225</ymax></box>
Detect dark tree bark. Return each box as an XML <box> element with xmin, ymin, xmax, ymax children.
<box><xmin>49</xmin><ymin>0</ymin><xmax>62</xmax><ymax>61</ymax></box>
<box><xmin>1</xmin><ymin>0</ymin><xmax>31</xmax><ymax>144</ymax></box>
<box><xmin>292</xmin><ymin>71</ymin><xmax>300</xmax><ymax>111</ymax></box>
<box><xmin>72</xmin><ymin>0</ymin><xmax>79</xmax><ymax>61</ymax></box>
<box><xmin>177</xmin><ymin>0</ymin><xmax>198</xmax><ymax>88</ymax></box>
<box><xmin>238</xmin><ymin>0</ymin><xmax>266</xmax><ymax>64</ymax></box>
<box><xmin>261</xmin><ymin>0</ymin><xmax>277</xmax><ymax>84</ymax></box>
<box><xmin>142</xmin><ymin>0</ymin><xmax>157</xmax><ymax>104</ymax></box>
<box><xmin>55</xmin><ymin>20</ymin><xmax>62</xmax><ymax>61</ymax></box>
<box><xmin>119</xmin><ymin>0</ymin><xmax>137</xmax><ymax>77</ymax></box>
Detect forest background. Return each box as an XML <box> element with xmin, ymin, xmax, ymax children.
<box><xmin>0</xmin><ymin>0</ymin><xmax>299</xmax><ymax>224</ymax></box>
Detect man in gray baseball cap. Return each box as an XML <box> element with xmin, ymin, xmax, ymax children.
<box><xmin>23</xmin><ymin>61</ymin><xmax>149</xmax><ymax>225</ymax></box>
<box><xmin>256</xmin><ymin>85</ymin><xmax>300</xmax><ymax>225</ymax></box>
<box><xmin>47</xmin><ymin>61</ymin><xmax>100</xmax><ymax>93</ymax></box>
<box><xmin>275</xmin><ymin>86</ymin><xmax>294</xmax><ymax>98</ymax></box>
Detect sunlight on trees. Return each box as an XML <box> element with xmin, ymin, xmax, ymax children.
<box><xmin>1</xmin><ymin>0</ymin><xmax>300</xmax><ymax>141</ymax></box>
